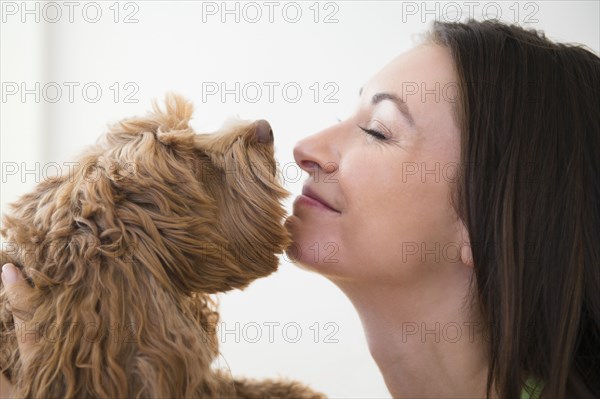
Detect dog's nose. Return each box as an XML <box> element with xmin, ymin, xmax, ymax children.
<box><xmin>255</xmin><ymin>119</ymin><xmax>274</xmax><ymax>144</ymax></box>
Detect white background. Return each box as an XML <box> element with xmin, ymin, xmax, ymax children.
<box><xmin>1</xmin><ymin>1</ymin><xmax>598</xmax><ymax>397</ymax></box>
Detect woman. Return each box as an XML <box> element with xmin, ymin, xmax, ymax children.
<box><xmin>2</xmin><ymin>20</ymin><xmax>599</xmax><ymax>398</ymax></box>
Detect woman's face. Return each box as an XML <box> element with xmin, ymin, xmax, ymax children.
<box><xmin>286</xmin><ymin>43</ymin><xmax>465</xmax><ymax>284</ymax></box>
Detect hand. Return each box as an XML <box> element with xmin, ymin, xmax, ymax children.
<box><xmin>1</xmin><ymin>263</ymin><xmax>37</xmax><ymax>399</ymax></box>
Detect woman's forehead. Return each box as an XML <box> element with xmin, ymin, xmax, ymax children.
<box><xmin>362</xmin><ymin>44</ymin><xmax>455</xmax><ymax>98</ymax></box>
<box><xmin>359</xmin><ymin>44</ymin><xmax>459</xmax><ymax>136</ymax></box>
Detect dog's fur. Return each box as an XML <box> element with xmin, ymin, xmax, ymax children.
<box><xmin>0</xmin><ymin>94</ymin><xmax>325</xmax><ymax>398</ymax></box>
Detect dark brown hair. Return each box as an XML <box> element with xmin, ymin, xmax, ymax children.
<box><xmin>427</xmin><ymin>19</ymin><xmax>599</xmax><ymax>398</ymax></box>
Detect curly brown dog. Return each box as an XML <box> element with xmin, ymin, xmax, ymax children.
<box><xmin>0</xmin><ymin>94</ymin><xmax>326</xmax><ymax>398</ymax></box>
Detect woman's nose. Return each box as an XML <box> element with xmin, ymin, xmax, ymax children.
<box><xmin>293</xmin><ymin>129</ymin><xmax>339</xmax><ymax>176</ymax></box>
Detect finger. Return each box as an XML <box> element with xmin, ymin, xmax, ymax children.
<box><xmin>0</xmin><ymin>371</ymin><xmax>14</xmax><ymax>399</ymax></box>
<box><xmin>1</xmin><ymin>263</ymin><xmax>39</xmax><ymax>359</ymax></box>
<box><xmin>1</xmin><ymin>263</ymin><xmax>32</xmax><ymax>320</ymax></box>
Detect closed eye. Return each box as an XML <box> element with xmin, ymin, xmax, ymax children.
<box><xmin>358</xmin><ymin>125</ymin><xmax>388</xmax><ymax>140</ymax></box>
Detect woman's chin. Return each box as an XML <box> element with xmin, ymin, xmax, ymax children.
<box><xmin>284</xmin><ymin>241</ymin><xmax>346</xmax><ymax>282</ymax></box>
<box><xmin>284</xmin><ymin>214</ymin><xmax>347</xmax><ymax>277</ymax></box>
<box><xmin>284</xmin><ymin>240</ymin><xmax>320</xmax><ymax>272</ymax></box>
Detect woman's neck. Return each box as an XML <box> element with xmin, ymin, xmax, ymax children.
<box><xmin>331</xmin><ymin>267</ymin><xmax>492</xmax><ymax>398</ymax></box>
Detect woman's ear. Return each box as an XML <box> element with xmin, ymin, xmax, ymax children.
<box><xmin>458</xmin><ymin>221</ymin><xmax>474</xmax><ymax>268</ymax></box>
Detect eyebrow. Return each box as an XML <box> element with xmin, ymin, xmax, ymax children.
<box><xmin>359</xmin><ymin>88</ymin><xmax>416</xmax><ymax>128</ymax></box>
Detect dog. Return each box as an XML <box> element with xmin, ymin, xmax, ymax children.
<box><xmin>0</xmin><ymin>94</ymin><xmax>326</xmax><ymax>398</ymax></box>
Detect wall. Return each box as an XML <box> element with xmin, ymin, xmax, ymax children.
<box><xmin>1</xmin><ymin>1</ymin><xmax>598</xmax><ymax>397</ymax></box>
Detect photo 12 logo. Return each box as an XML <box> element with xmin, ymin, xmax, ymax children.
<box><xmin>201</xmin><ymin>81</ymin><xmax>339</xmax><ymax>104</ymax></box>
<box><xmin>1</xmin><ymin>1</ymin><xmax>140</xmax><ymax>24</ymax></box>
<box><xmin>216</xmin><ymin>321</ymin><xmax>340</xmax><ymax>344</ymax></box>
<box><xmin>1</xmin><ymin>82</ymin><xmax>140</xmax><ymax>104</ymax></box>
<box><xmin>401</xmin><ymin>1</ymin><xmax>540</xmax><ymax>24</ymax></box>
<box><xmin>200</xmin><ymin>1</ymin><xmax>340</xmax><ymax>23</ymax></box>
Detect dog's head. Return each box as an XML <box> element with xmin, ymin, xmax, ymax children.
<box><xmin>1</xmin><ymin>94</ymin><xmax>291</xmax><ymax>295</ymax></box>
<box><xmin>112</xmin><ymin>94</ymin><xmax>292</xmax><ymax>293</ymax></box>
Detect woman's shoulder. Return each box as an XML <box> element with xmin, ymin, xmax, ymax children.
<box><xmin>520</xmin><ymin>376</ymin><xmax>545</xmax><ymax>399</ymax></box>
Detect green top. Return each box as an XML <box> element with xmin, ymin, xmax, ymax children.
<box><xmin>520</xmin><ymin>376</ymin><xmax>545</xmax><ymax>399</ymax></box>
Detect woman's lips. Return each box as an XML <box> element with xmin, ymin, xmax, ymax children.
<box><xmin>294</xmin><ymin>186</ymin><xmax>341</xmax><ymax>213</ymax></box>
